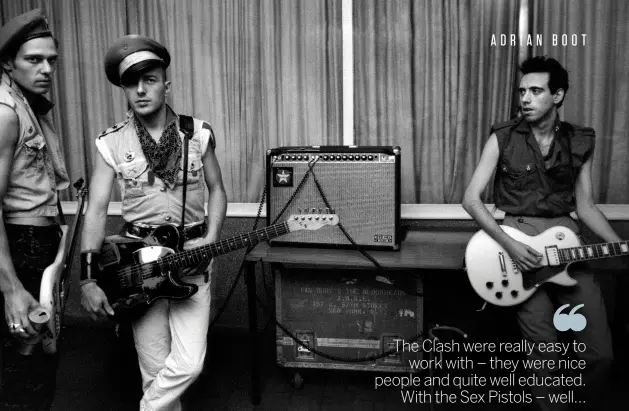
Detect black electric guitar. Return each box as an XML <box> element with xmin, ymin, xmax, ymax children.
<box><xmin>97</xmin><ymin>213</ymin><xmax>339</xmax><ymax>320</ymax></box>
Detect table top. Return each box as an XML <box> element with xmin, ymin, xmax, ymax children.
<box><xmin>245</xmin><ymin>230</ymin><xmax>474</xmax><ymax>270</ymax></box>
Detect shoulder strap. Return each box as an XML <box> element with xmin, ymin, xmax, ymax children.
<box><xmin>179</xmin><ymin>115</ymin><xmax>194</xmax><ymax>243</ymax></box>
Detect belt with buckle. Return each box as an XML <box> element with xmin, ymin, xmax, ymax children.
<box><xmin>124</xmin><ymin>221</ymin><xmax>207</xmax><ymax>242</ymax></box>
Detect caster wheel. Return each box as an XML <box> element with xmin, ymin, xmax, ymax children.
<box><xmin>292</xmin><ymin>372</ymin><xmax>303</xmax><ymax>389</ymax></box>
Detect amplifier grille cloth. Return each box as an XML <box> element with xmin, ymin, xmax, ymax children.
<box><xmin>269</xmin><ymin>161</ymin><xmax>396</xmax><ymax>247</ymax></box>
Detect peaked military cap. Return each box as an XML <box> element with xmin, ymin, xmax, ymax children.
<box><xmin>0</xmin><ymin>8</ymin><xmax>53</xmax><ymax>59</ymax></box>
<box><xmin>104</xmin><ymin>34</ymin><xmax>170</xmax><ymax>86</ymax></box>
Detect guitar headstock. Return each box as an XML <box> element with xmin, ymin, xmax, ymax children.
<box><xmin>287</xmin><ymin>214</ymin><xmax>339</xmax><ymax>231</ymax></box>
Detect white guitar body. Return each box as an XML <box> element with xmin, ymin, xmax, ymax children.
<box><xmin>465</xmin><ymin>225</ymin><xmax>580</xmax><ymax>307</ymax></box>
<box><xmin>38</xmin><ymin>225</ymin><xmax>70</xmax><ymax>354</ymax></box>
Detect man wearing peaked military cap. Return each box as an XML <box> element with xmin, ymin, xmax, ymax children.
<box><xmin>104</xmin><ymin>34</ymin><xmax>171</xmax><ymax>87</ymax></box>
<box><xmin>81</xmin><ymin>34</ymin><xmax>226</xmax><ymax>411</ymax></box>
<box><xmin>0</xmin><ymin>8</ymin><xmax>70</xmax><ymax>411</ymax></box>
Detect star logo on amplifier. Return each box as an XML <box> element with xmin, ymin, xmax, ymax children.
<box><xmin>273</xmin><ymin>167</ymin><xmax>294</xmax><ymax>187</ymax></box>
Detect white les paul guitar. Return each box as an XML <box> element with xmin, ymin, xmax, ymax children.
<box><xmin>465</xmin><ymin>225</ymin><xmax>629</xmax><ymax>307</ymax></box>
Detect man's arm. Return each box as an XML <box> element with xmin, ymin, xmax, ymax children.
<box><xmin>0</xmin><ymin>105</ymin><xmax>40</xmax><ymax>338</ymax></box>
<box><xmin>462</xmin><ymin>133</ymin><xmax>542</xmax><ymax>272</ymax></box>
<box><xmin>574</xmin><ymin>156</ymin><xmax>622</xmax><ymax>243</ymax></box>
<box><xmin>201</xmin><ymin>145</ymin><xmax>227</xmax><ymax>243</ymax></box>
<box><xmin>79</xmin><ymin>150</ymin><xmax>116</xmax><ymax>319</ymax></box>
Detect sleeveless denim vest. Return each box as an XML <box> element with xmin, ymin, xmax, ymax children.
<box><xmin>492</xmin><ymin>117</ymin><xmax>594</xmax><ymax>217</ymax></box>
<box><xmin>0</xmin><ymin>73</ymin><xmax>69</xmax><ymax>217</ymax></box>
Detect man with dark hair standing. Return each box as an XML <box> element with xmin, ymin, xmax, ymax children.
<box><xmin>0</xmin><ymin>8</ymin><xmax>70</xmax><ymax>409</ymax></box>
<box><xmin>80</xmin><ymin>34</ymin><xmax>227</xmax><ymax>410</ymax></box>
<box><xmin>463</xmin><ymin>56</ymin><xmax>618</xmax><ymax>410</ymax></box>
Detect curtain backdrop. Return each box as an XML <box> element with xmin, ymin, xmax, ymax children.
<box><xmin>353</xmin><ymin>0</ymin><xmax>521</xmax><ymax>203</ymax></box>
<box><xmin>528</xmin><ymin>0</ymin><xmax>629</xmax><ymax>203</ymax></box>
<box><xmin>1</xmin><ymin>0</ymin><xmax>342</xmax><ymax>203</ymax></box>
<box><xmin>1</xmin><ymin>0</ymin><xmax>627</xmax><ymax>205</ymax></box>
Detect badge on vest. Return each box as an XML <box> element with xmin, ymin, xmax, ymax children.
<box><xmin>125</xmin><ymin>150</ymin><xmax>135</xmax><ymax>162</ymax></box>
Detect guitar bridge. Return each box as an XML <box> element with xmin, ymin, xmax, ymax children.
<box><xmin>545</xmin><ymin>246</ymin><xmax>561</xmax><ymax>266</ymax></box>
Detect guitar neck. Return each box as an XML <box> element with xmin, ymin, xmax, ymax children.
<box><xmin>162</xmin><ymin>222</ymin><xmax>290</xmax><ymax>270</ymax></box>
<box><xmin>559</xmin><ymin>240</ymin><xmax>629</xmax><ymax>264</ymax></box>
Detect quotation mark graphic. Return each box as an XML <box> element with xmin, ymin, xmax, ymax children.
<box><xmin>553</xmin><ymin>304</ymin><xmax>587</xmax><ymax>332</ymax></box>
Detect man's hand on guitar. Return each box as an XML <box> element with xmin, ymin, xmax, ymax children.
<box><xmin>4</xmin><ymin>287</ymin><xmax>40</xmax><ymax>340</ymax></box>
<box><xmin>505</xmin><ymin>240</ymin><xmax>543</xmax><ymax>272</ymax></box>
<box><xmin>180</xmin><ymin>237</ymin><xmax>212</xmax><ymax>278</ymax></box>
<box><xmin>80</xmin><ymin>283</ymin><xmax>114</xmax><ymax>320</ymax></box>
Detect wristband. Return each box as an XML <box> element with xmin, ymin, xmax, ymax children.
<box><xmin>80</xmin><ymin>251</ymin><xmax>101</xmax><ymax>283</ymax></box>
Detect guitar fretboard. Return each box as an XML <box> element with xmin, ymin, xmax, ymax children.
<box><xmin>160</xmin><ymin>222</ymin><xmax>290</xmax><ymax>271</ymax></box>
<box><xmin>559</xmin><ymin>240</ymin><xmax>629</xmax><ymax>264</ymax></box>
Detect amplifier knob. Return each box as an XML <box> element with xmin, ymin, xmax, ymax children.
<box><xmin>297</xmin><ymin>156</ymin><xmax>302</xmax><ymax>160</ymax></box>
<box><xmin>323</xmin><ymin>155</ymin><xmax>328</xmax><ymax>160</ymax></box>
<box><xmin>342</xmin><ymin>155</ymin><xmax>348</xmax><ymax>160</ymax></box>
<box><xmin>336</xmin><ymin>155</ymin><xmax>341</xmax><ymax>160</ymax></box>
<box><xmin>368</xmin><ymin>155</ymin><xmax>373</xmax><ymax>160</ymax></box>
<box><xmin>291</xmin><ymin>155</ymin><xmax>296</xmax><ymax>160</ymax></box>
<box><xmin>361</xmin><ymin>155</ymin><xmax>367</xmax><ymax>160</ymax></box>
<box><xmin>348</xmin><ymin>155</ymin><xmax>354</xmax><ymax>160</ymax></box>
<box><xmin>304</xmin><ymin>155</ymin><xmax>309</xmax><ymax>160</ymax></box>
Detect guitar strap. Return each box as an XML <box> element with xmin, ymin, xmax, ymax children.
<box><xmin>56</xmin><ymin>195</ymin><xmax>66</xmax><ymax>225</ymax></box>
<box><xmin>179</xmin><ymin>115</ymin><xmax>194</xmax><ymax>248</ymax></box>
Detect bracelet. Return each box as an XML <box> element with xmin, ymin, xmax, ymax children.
<box><xmin>80</xmin><ymin>251</ymin><xmax>101</xmax><ymax>282</ymax></box>
<box><xmin>80</xmin><ymin>279</ymin><xmax>98</xmax><ymax>287</ymax></box>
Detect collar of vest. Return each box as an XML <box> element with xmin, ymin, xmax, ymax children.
<box><xmin>1</xmin><ymin>72</ymin><xmax>53</xmax><ymax>114</ymax></box>
<box><xmin>513</xmin><ymin>115</ymin><xmax>563</xmax><ymax>135</ymax></box>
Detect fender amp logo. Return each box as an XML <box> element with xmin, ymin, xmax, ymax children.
<box><xmin>273</xmin><ymin>167</ymin><xmax>294</xmax><ymax>187</ymax></box>
<box><xmin>374</xmin><ymin>234</ymin><xmax>393</xmax><ymax>243</ymax></box>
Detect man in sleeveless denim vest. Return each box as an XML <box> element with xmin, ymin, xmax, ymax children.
<box><xmin>79</xmin><ymin>34</ymin><xmax>227</xmax><ymax>411</ymax></box>
<box><xmin>0</xmin><ymin>8</ymin><xmax>70</xmax><ymax>410</ymax></box>
<box><xmin>463</xmin><ymin>56</ymin><xmax>619</xmax><ymax>410</ymax></box>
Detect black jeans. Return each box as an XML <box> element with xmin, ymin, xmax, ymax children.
<box><xmin>1</xmin><ymin>224</ymin><xmax>62</xmax><ymax>410</ymax></box>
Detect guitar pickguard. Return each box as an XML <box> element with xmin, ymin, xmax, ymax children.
<box><xmin>98</xmin><ymin>225</ymin><xmax>198</xmax><ymax>321</ymax></box>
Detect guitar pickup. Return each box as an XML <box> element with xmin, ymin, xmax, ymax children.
<box><xmin>545</xmin><ymin>246</ymin><xmax>561</xmax><ymax>266</ymax></box>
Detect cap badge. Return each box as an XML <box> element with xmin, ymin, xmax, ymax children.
<box><xmin>526</xmin><ymin>164</ymin><xmax>531</xmax><ymax>171</ymax></box>
<box><xmin>124</xmin><ymin>150</ymin><xmax>135</xmax><ymax>162</ymax></box>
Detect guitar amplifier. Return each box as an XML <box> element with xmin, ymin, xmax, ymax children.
<box><xmin>266</xmin><ymin>146</ymin><xmax>401</xmax><ymax>250</ymax></box>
